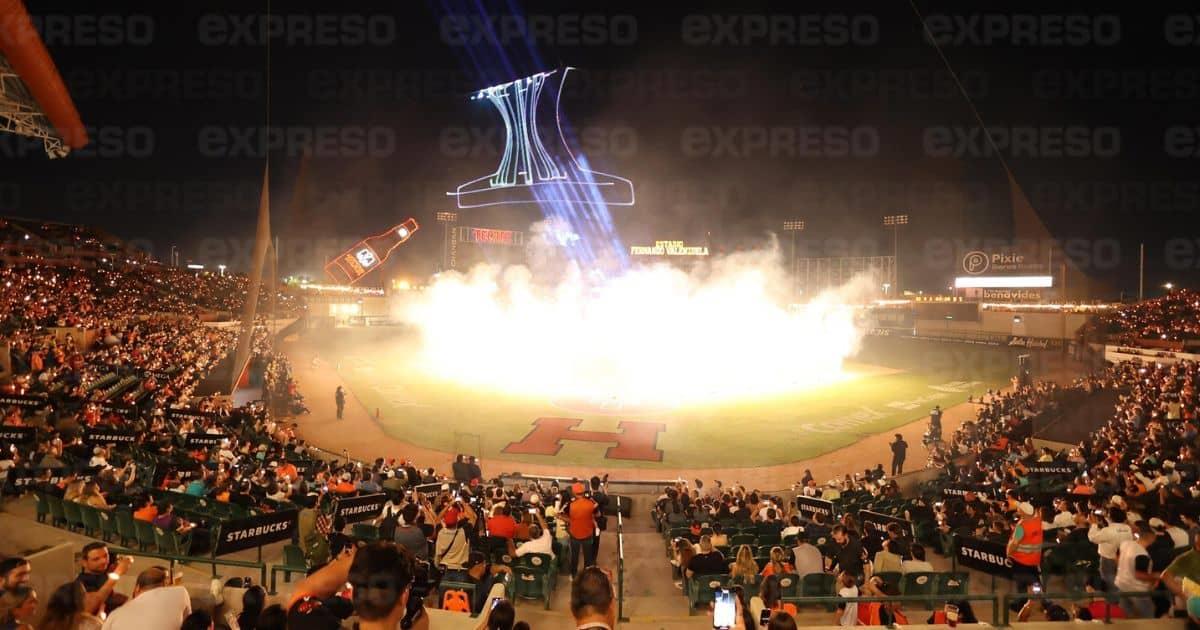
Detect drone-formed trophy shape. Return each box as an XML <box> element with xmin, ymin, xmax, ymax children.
<box><xmin>325</xmin><ymin>218</ymin><xmax>419</xmax><ymax>285</ymax></box>
<box><xmin>448</xmin><ymin>67</ymin><xmax>634</xmax><ymax>209</ymax></box>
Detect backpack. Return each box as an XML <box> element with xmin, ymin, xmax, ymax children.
<box><xmin>304</xmin><ymin>530</ymin><xmax>330</xmax><ymax>567</ymax></box>
<box><xmin>441</xmin><ymin>589</ymin><xmax>471</xmax><ymax>613</ymax></box>
<box><xmin>378</xmin><ymin>503</ymin><xmax>401</xmax><ymax>540</ymax></box>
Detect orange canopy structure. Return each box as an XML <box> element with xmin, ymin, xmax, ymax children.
<box><xmin>0</xmin><ymin>0</ymin><xmax>87</xmax><ymax>156</ymax></box>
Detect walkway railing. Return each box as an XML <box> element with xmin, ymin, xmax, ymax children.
<box><xmin>616</xmin><ymin>510</ymin><xmax>628</xmax><ymax>622</ymax></box>
<box><xmin>108</xmin><ymin>546</ymin><xmax>267</xmax><ymax>585</ymax></box>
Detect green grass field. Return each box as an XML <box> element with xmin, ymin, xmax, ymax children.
<box><xmin>330</xmin><ymin>331</ymin><xmax>1016</xmax><ymax>469</ymax></box>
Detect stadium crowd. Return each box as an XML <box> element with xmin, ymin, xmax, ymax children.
<box><xmin>2</xmin><ymin>252</ymin><xmax>1200</xmax><ymax>629</ymax></box>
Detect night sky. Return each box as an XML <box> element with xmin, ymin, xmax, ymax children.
<box><xmin>2</xmin><ymin>0</ymin><xmax>1198</xmax><ymax>296</ymax></box>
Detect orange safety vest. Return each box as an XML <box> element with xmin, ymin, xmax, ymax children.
<box><xmin>1009</xmin><ymin>516</ymin><xmax>1043</xmax><ymax>567</ymax></box>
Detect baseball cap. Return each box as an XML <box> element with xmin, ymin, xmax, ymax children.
<box><xmin>443</xmin><ymin>506</ymin><xmax>461</xmax><ymax>526</ymax></box>
<box><xmin>1149</xmin><ymin>517</ymin><xmax>1166</xmax><ymax>529</ymax></box>
<box><xmin>1017</xmin><ymin>502</ymin><xmax>1035</xmax><ymax>516</ymax></box>
<box><xmin>572</xmin><ymin>482</ymin><xmax>585</xmax><ymax>494</ymax></box>
<box><xmin>1110</xmin><ymin>495</ymin><xmax>1126</xmax><ymax>506</ymax></box>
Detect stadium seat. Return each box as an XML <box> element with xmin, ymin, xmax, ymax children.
<box><xmin>776</xmin><ymin>573</ymin><xmax>800</xmax><ymax>598</ymax></box>
<box><xmin>800</xmin><ymin>573</ymin><xmax>837</xmax><ymax>611</ymax></box>
<box><xmin>874</xmin><ymin>571</ymin><xmax>903</xmax><ymax>590</ymax></box>
<box><xmin>479</xmin><ymin>535</ymin><xmax>514</xmax><ymax>565</ymax></box>
<box><xmin>935</xmin><ymin>572</ymin><xmax>969</xmax><ymax>598</ymax></box>
<box><xmin>902</xmin><ymin>572</ymin><xmax>936</xmax><ymax>608</ymax></box>
<box><xmin>78</xmin><ymin>504</ymin><xmax>104</xmax><ymax>537</ymax></box>
<box><xmin>115</xmin><ymin>511</ymin><xmax>138</xmax><ymax>547</ymax></box>
<box><xmin>269</xmin><ymin>544</ymin><xmax>309</xmax><ymax>594</ymax></box>
<box><xmin>730</xmin><ymin>533</ymin><xmax>757</xmax><ymax>548</ymax></box>
<box><xmin>153</xmin><ymin>526</ymin><xmax>192</xmax><ymax>556</ymax></box>
<box><xmin>32</xmin><ymin>492</ymin><xmax>48</xmax><ymax>523</ymax></box>
<box><xmin>62</xmin><ymin>500</ymin><xmax>85</xmax><ymax>532</ymax></box>
<box><xmin>351</xmin><ymin>523</ymin><xmax>379</xmax><ymax>541</ymax></box>
<box><xmin>439</xmin><ymin>580</ymin><xmax>477</xmax><ymax>615</ymax></box>
<box><xmin>513</xmin><ymin>553</ymin><xmax>556</xmax><ymax>609</ymax></box>
<box><xmin>97</xmin><ymin>509</ymin><xmax>121</xmax><ymax>543</ymax></box>
<box><xmin>687</xmin><ymin>574</ymin><xmax>729</xmax><ymax>614</ymax></box>
<box><xmin>134</xmin><ymin>520</ymin><xmax>156</xmax><ymax>551</ymax></box>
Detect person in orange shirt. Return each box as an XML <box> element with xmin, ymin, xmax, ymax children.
<box><xmin>276</xmin><ymin>461</ymin><xmax>298</xmax><ymax>482</ymax></box>
<box><xmin>332</xmin><ymin>473</ymin><xmax>356</xmax><ymax>495</ymax></box>
<box><xmin>759</xmin><ymin>546</ymin><xmax>795</xmax><ymax>578</ymax></box>
<box><xmin>563</xmin><ymin>486</ymin><xmax>597</xmax><ymax>576</ymax></box>
<box><xmin>132</xmin><ymin>496</ymin><xmax>158</xmax><ymax>523</ymax></box>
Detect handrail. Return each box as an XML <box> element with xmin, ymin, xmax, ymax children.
<box><xmin>108</xmin><ymin>546</ymin><xmax>267</xmax><ymax>586</ymax></box>
<box><xmin>499</xmin><ymin>472</ymin><xmax>680</xmax><ymax>489</ymax></box>
<box><xmin>780</xmin><ymin>593</ymin><xmax>1000</xmax><ymax>626</ymax></box>
<box><xmin>999</xmin><ymin>590</ymin><xmax>1162</xmax><ymax>626</ymax></box>
<box><xmin>616</xmin><ymin>510</ymin><xmax>627</xmax><ymax>622</ymax></box>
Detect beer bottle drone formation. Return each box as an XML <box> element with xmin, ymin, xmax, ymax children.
<box><xmin>324</xmin><ymin>218</ymin><xmax>419</xmax><ymax>285</ymax></box>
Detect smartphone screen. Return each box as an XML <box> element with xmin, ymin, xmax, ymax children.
<box><xmin>490</xmin><ymin>597</ymin><xmax>502</xmax><ymax>610</ymax></box>
<box><xmin>713</xmin><ymin>589</ymin><xmax>735</xmax><ymax>629</ymax></box>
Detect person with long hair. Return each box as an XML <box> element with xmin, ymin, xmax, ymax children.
<box><xmin>35</xmin><ymin>582</ymin><xmax>102</xmax><ymax>630</ymax></box>
<box><xmin>729</xmin><ymin>544</ymin><xmax>759</xmax><ymax>587</ymax></box>
<box><xmin>672</xmin><ymin>538</ymin><xmax>696</xmax><ymax>588</ymax></box>
<box><xmin>236</xmin><ymin>585</ymin><xmax>267</xmax><ymax>630</ymax></box>
<box><xmin>760</xmin><ymin>546</ymin><xmax>794</xmax><ymax>578</ymax></box>
<box><xmin>475</xmin><ymin>598</ymin><xmax>516</xmax><ymax>630</ymax></box>
<box><xmin>759</xmin><ymin>575</ymin><xmax>798</xmax><ymax>617</ymax></box>
<box><xmin>0</xmin><ymin>585</ymin><xmax>37</xmax><ymax>630</ymax></box>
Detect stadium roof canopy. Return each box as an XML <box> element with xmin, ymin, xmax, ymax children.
<box><xmin>0</xmin><ymin>0</ymin><xmax>87</xmax><ymax>158</ymax></box>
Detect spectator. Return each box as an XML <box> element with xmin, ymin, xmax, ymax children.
<box><xmin>180</xmin><ymin>610</ymin><xmax>213</xmax><ymax>630</ymax></box>
<box><xmin>394</xmin><ymin>503</ymin><xmax>431</xmax><ymax>561</ymax></box>
<box><xmin>766</xmin><ymin>610</ymin><xmax>797</xmax><ymax>630</ymax></box>
<box><xmin>435</xmin><ymin>498</ymin><xmax>475</xmax><ymax>574</ymax></box>
<box><xmin>1082</xmin><ymin>576</ymin><xmax>1126</xmax><ymax>620</ymax></box>
<box><xmin>476</xmin><ymin>598</ymin><xmax>517</xmax><ymax>630</ymax></box>
<box><xmin>335</xmin><ymin>386</ymin><xmax>345</xmax><ymax>420</ymax></box>
<box><xmin>791</xmin><ymin>534</ymin><xmax>823</xmax><ymax>577</ymax></box>
<box><xmin>100</xmin><ymin>566</ymin><xmax>191</xmax><ymax>630</ymax></box>
<box><xmin>759</xmin><ymin>546</ymin><xmax>793</xmax><ymax>578</ymax></box>
<box><xmin>830</xmin><ymin>525</ymin><xmax>864</xmax><ymax>578</ymax></box>
<box><xmin>686</xmin><ymin>536</ymin><xmax>727</xmax><ymax>578</ymax></box>
<box><xmin>872</xmin><ymin>539</ymin><xmax>904</xmax><ymax>575</ymax></box>
<box><xmin>514</xmin><ymin>511</ymin><xmax>554</xmax><ymax>559</ymax></box>
<box><xmin>729</xmin><ymin>545</ymin><xmax>758</xmax><ymax>588</ymax></box>
<box><xmin>760</xmin><ymin>575</ymin><xmax>798</xmax><ymax>617</ymax></box>
<box><xmin>76</xmin><ymin>543</ymin><xmax>131</xmax><ymax>616</ymax></box>
<box><xmin>1163</xmin><ymin>533</ymin><xmax>1200</xmax><ymax>601</ymax></box>
<box><xmin>710</xmin><ymin>522</ymin><xmax>729</xmax><ymax>548</ymax></box>
<box><xmin>1114</xmin><ymin>525</ymin><xmax>1158</xmax><ymax>617</ymax></box>
<box><xmin>834</xmin><ymin>570</ymin><xmax>858</xmax><ymax>627</ymax></box>
<box><xmin>0</xmin><ymin>585</ymin><xmax>36</xmax><ymax>630</ymax></box>
<box><xmin>132</xmin><ymin>495</ymin><xmax>157</xmax><ymax>522</ymax></box>
<box><xmin>1089</xmin><ymin>506</ymin><xmax>1133</xmax><ymax>589</ymax></box>
<box><xmin>487</xmin><ymin>504</ymin><xmax>518</xmax><ymax>540</ymax></box>
<box><xmin>35</xmin><ymin>582</ymin><xmax>101</xmax><ymax>630</ymax></box>
<box><xmin>236</xmin><ymin>585</ymin><xmax>267</xmax><ymax>630</ymax></box>
<box><xmin>564</xmin><ymin>486</ymin><xmax>597</xmax><ymax>576</ymax></box>
<box><xmin>0</xmin><ymin>558</ymin><xmax>30</xmax><ymax>595</ymax></box>
<box><xmin>570</xmin><ymin>567</ymin><xmax>616</xmax><ymax>630</ymax></box>
<box><xmin>902</xmin><ymin>544</ymin><xmax>934</xmax><ymax>573</ymax></box>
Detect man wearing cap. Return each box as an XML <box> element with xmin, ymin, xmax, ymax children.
<box><xmin>563</xmin><ymin>483</ymin><xmax>597</xmax><ymax>576</ymax></box>
<box><xmin>1007</xmin><ymin>502</ymin><xmax>1043</xmax><ymax>610</ymax></box>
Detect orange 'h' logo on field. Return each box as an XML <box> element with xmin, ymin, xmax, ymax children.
<box><xmin>502</xmin><ymin>417</ymin><xmax>665</xmax><ymax>462</ymax></box>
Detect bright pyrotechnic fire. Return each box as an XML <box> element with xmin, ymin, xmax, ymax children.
<box><xmin>393</xmin><ymin>236</ymin><xmax>873</xmax><ymax>410</ymax></box>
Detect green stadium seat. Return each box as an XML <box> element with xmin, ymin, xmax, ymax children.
<box><xmin>62</xmin><ymin>500</ymin><xmax>85</xmax><ymax>532</ymax></box>
<box><xmin>513</xmin><ymin>553</ymin><xmax>556</xmax><ymax>609</ymax></box>
<box><xmin>874</xmin><ymin>571</ymin><xmax>903</xmax><ymax>590</ymax></box>
<box><xmin>78</xmin><ymin>504</ymin><xmax>103</xmax><ymax>537</ymax></box>
<box><xmin>269</xmin><ymin>544</ymin><xmax>309</xmax><ymax>594</ymax></box>
<box><xmin>800</xmin><ymin>573</ymin><xmax>837</xmax><ymax>611</ymax></box>
<box><xmin>902</xmin><ymin>572</ymin><xmax>936</xmax><ymax>608</ymax></box>
<box><xmin>153</xmin><ymin>526</ymin><xmax>192</xmax><ymax>556</ymax></box>
<box><xmin>935</xmin><ymin>572</ymin><xmax>969</xmax><ymax>598</ymax></box>
<box><xmin>33</xmin><ymin>492</ymin><xmax>49</xmax><ymax>523</ymax></box>
<box><xmin>351</xmin><ymin>523</ymin><xmax>380</xmax><ymax>541</ymax></box>
<box><xmin>134</xmin><ymin>520</ymin><xmax>156</xmax><ymax>551</ymax></box>
<box><xmin>730</xmin><ymin>533</ymin><xmax>757</xmax><ymax>548</ymax></box>
<box><xmin>776</xmin><ymin>573</ymin><xmax>800</xmax><ymax>598</ymax></box>
<box><xmin>116</xmin><ymin>511</ymin><xmax>138</xmax><ymax>547</ymax></box>
<box><xmin>686</xmin><ymin>574</ymin><xmax>728</xmax><ymax>614</ymax></box>
<box><xmin>97</xmin><ymin>509</ymin><xmax>121</xmax><ymax>543</ymax></box>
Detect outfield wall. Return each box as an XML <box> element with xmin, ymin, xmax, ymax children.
<box><xmin>915</xmin><ymin>309</ymin><xmax>1089</xmax><ymax>340</ymax></box>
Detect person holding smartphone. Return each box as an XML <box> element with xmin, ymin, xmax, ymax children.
<box><xmin>514</xmin><ymin>511</ymin><xmax>554</xmax><ymax>559</ymax></box>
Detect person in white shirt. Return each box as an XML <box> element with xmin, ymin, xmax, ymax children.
<box><xmin>1089</xmin><ymin>507</ymin><xmax>1134</xmax><ymax>589</ymax></box>
<box><xmin>515</xmin><ymin>514</ymin><xmax>555</xmax><ymax>559</ymax></box>
<box><xmin>902</xmin><ymin>544</ymin><xmax>935</xmax><ymax>574</ymax></box>
<box><xmin>835</xmin><ymin>571</ymin><xmax>858</xmax><ymax>626</ymax></box>
<box><xmin>1045</xmin><ymin>499</ymin><xmax>1075</xmax><ymax>530</ymax></box>
<box><xmin>100</xmin><ymin>567</ymin><xmax>191</xmax><ymax>630</ymax></box>
<box><xmin>1114</xmin><ymin>529</ymin><xmax>1157</xmax><ymax>618</ymax></box>
<box><xmin>780</xmin><ymin>516</ymin><xmax>803</xmax><ymax>539</ymax></box>
<box><xmin>1153</xmin><ymin>517</ymin><xmax>1190</xmax><ymax>549</ymax></box>
<box><xmin>88</xmin><ymin>447</ymin><xmax>108</xmax><ymax>469</ymax></box>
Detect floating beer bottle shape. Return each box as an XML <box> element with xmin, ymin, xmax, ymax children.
<box><xmin>325</xmin><ymin>218</ymin><xmax>419</xmax><ymax>284</ymax></box>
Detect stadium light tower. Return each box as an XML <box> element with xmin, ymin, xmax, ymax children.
<box><xmin>436</xmin><ymin>211</ymin><xmax>458</xmax><ymax>272</ymax></box>
<box><xmin>783</xmin><ymin>220</ymin><xmax>805</xmax><ymax>301</ymax></box>
<box><xmin>883</xmin><ymin>213</ymin><xmax>908</xmax><ymax>295</ymax></box>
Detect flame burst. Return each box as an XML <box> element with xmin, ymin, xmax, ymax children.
<box><xmin>393</xmin><ymin>242</ymin><xmax>872</xmax><ymax>411</ymax></box>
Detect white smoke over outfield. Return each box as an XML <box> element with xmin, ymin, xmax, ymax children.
<box><xmin>392</xmin><ymin>223</ymin><xmax>875</xmax><ymax>410</ymax></box>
